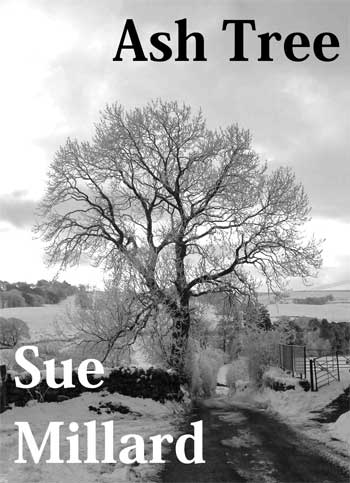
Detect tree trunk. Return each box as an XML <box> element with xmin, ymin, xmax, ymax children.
<box><xmin>169</xmin><ymin>295</ymin><xmax>191</xmax><ymax>375</ymax></box>
<box><xmin>169</xmin><ymin>236</ymin><xmax>191</xmax><ymax>374</ymax></box>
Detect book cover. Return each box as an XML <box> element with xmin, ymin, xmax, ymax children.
<box><xmin>0</xmin><ymin>2</ymin><xmax>349</xmax><ymax>482</ymax></box>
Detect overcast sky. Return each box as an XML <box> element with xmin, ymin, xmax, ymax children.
<box><xmin>0</xmin><ymin>0</ymin><xmax>349</xmax><ymax>290</ymax></box>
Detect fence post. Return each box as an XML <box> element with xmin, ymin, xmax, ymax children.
<box><xmin>291</xmin><ymin>345</ymin><xmax>294</xmax><ymax>377</ymax></box>
<box><xmin>336</xmin><ymin>352</ymin><xmax>340</xmax><ymax>381</ymax></box>
<box><xmin>309</xmin><ymin>359</ymin><xmax>315</xmax><ymax>391</ymax></box>
<box><xmin>0</xmin><ymin>365</ymin><xmax>7</xmax><ymax>413</ymax></box>
<box><xmin>314</xmin><ymin>359</ymin><xmax>318</xmax><ymax>391</ymax></box>
<box><xmin>303</xmin><ymin>346</ymin><xmax>307</xmax><ymax>379</ymax></box>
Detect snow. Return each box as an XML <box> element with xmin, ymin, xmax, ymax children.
<box><xmin>217</xmin><ymin>364</ymin><xmax>230</xmax><ymax>385</ymax></box>
<box><xmin>262</xmin><ymin>366</ymin><xmax>300</xmax><ymax>386</ymax></box>
<box><xmin>252</xmin><ymin>369</ymin><xmax>350</xmax><ymax>424</ymax></box>
<box><xmin>223</xmin><ymin>364</ymin><xmax>350</xmax><ymax>466</ymax></box>
<box><xmin>267</xmin><ymin>301</ymin><xmax>350</xmax><ymax>322</ymax></box>
<box><xmin>0</xmin><ymin>392</ymin><xmax>183</xmax><ymax>483</ymax></box>
<box><xmin>328</xmin><ymin>411</ymin><xmax>350</xmax><ymax>446</ymax></box>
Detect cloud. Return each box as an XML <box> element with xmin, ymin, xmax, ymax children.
<box><xmin>0</xmin><ymin>0</ymin><xmax>348</xmax><ymax>286</ymax></box>
<box><xmin>312</xmin><ymin>255</ymin><xmax>350</xmax><ymax>290</ymax></box>
<box><xmin>26</xmin><ymin>0</ymin><xmax>348</xmax><ymax>223</ymax></box>
<box><xmin>0</xmin><ymin>193</ymin><xmax>37</xmax><ymax>228</ymax></box>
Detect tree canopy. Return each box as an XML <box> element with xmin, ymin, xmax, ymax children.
<box><xmin>36</xmin><ymin>99</ymin><xmax>322</xmax><ymax>369</ymax></box>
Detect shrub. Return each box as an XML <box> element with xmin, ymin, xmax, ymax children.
<box><xmin>262</xmin><ymin>367</ymin><xmax>303</xmax><ymax>392</ymax></box>
<box><xmin>225</xmin><ymin>364</ymin><xmax>236</xmax><ymax>389</ymax></box>
<box><xmin>241</xmin><ymin>328</ymin><xmax>282</xmax><ymax>386</ymax></box>
<box><xmin>298</xmin><ymin>379</ymin><xmax>311</xmax><ymax>392</ymax></box>
<box><xmin>0</xmin><ymin>289</ymin><xmax>26</xmax><ymax>308</ymax></box>
<box><xmin>185</xmin><ymin>342</ymin><xmax>224</xmax><ymax>398</ymax></box>
<box><xmin>198</xmin><ymin>355</ymin><xmax>217</xmax><ymax>397</ymax></box>
<box><xmin>225</xmin><ymin>357</ymin><xmax>249</xmax><ymax>389</ymax></box>
<box><xmin>0</xmin><ymin>317</ymin><xmax>30</xmax><ymax>348</ymax></box>
<box><xmin>23</xmin><ymin>292</ymin><xmax>45</xmax><ymax>307</ymax></box>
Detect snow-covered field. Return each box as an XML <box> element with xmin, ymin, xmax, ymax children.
<box><xmin>267</xmin><ymin>302</ymin><xmax>350</xmax><ymax>322</ymax></box>
<box><xmin>0</xmin><ymin>392</ymin><xmax>183</xmax><ymax>483</ymax></box>
<box><xmin>0</xmin><ymin>297</ymin><xmax>74</xmax><ymax>340</ymax></box>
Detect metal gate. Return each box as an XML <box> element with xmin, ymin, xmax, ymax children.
<box><xmin>279</xmin><ymin>345</ymin><xmax>349</xmax><ymax>391</ymax></box>
<box><xmin>309</xmin><ymin>353</ymin><xmax>340</xmax><ymax>391</ymax></box>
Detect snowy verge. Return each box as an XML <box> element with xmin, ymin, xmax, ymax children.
<box><xmin>328</xmin><ymin>411</ymin><xmax>350</xmax><ymax>447</ymax></box>
<box><xmin>0</xmin><ymin>391</ymin><xmax>184</xmax><ymax>483</ymax></box>
<box><xmin>225</xmin><ymin>366</ymin><xmax>350</xmax><ymax>464</ymax></box>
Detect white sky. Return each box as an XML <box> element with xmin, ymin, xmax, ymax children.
<box><xmin>0</xmin><ymin>0</ymin><xmax>349</xmax><ymax>289</ymax></box>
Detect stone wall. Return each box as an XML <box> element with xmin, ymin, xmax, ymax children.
<box><xmin>5</xmin><ymin>366</ymin><xmax>183</xmax><ymax>408</ymax></box>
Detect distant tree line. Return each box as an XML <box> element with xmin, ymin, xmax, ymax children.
<box><xmin>0</xmin><ymin>280</ymin><xmax>78</xmax><ymax>308</ymax></box>
<box><xmin>275</xmin><ymin>316</ymin><xmax>350</xmax><ymax>354</ymax></box>
<box><xmin>292</xmin><ymin>294</ymin><xmax>334</xmax><ymax>305</ymax></box>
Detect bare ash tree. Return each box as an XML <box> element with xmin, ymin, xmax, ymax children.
<box><xmin>36</xmin><ymin>99</ymin><xmax>322</xmax><ymax>371</ymax></box>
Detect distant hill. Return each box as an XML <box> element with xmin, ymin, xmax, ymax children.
<box><xmin>311</xmin><ymin>280</ymin><xmax>350</xmax><ymax>291</ymax></box>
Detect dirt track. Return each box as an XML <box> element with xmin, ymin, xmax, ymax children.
<box><xmin>161</xmin><ymin>398</ymin><xmax>349</xmax><ymax>483</ymax></box>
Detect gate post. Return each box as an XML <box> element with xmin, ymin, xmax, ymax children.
<box><xmin>309</xmin><ymin>359</ymin><xmax>314</xmax><ymax>391</ymax></box>
<box><xmin>336</xmin><ymin>352</ymin><xmax>340</xmax><ymax>381</ymax></box>
<box><xmin>309</xmin><ymin>359</ymin><xmax>318</xmax><ymax>391</ymax></box>
<box><xmin>0</xmin><ymin>365</ymin><xmax>7</xmax><ymax>413</ymax></box>
<box><xmin>314</xmin><ymin>359</ymin><xmax>318</xmax><ymax>391</ymax></box>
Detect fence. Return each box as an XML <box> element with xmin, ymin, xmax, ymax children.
<box><xmin>279</xmin><ymin>344</ymin><xmax>307</xmax><ymax>379</ymax></box>
<box><xmin>279</xmin><ymin>344</ymin><xmax>350</xmax><ymax>391</ymax></box>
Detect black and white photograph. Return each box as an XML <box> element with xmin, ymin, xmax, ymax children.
<box><xmin>0</xmin><ymin>2</ymin><xmax>349</xmax><ymax>482</ymax></box>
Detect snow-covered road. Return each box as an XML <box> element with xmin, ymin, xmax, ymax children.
<box><xmin>161</xmin><ymin>398</ymin><xmax>350</xmax><ymax>483</ymax></box>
